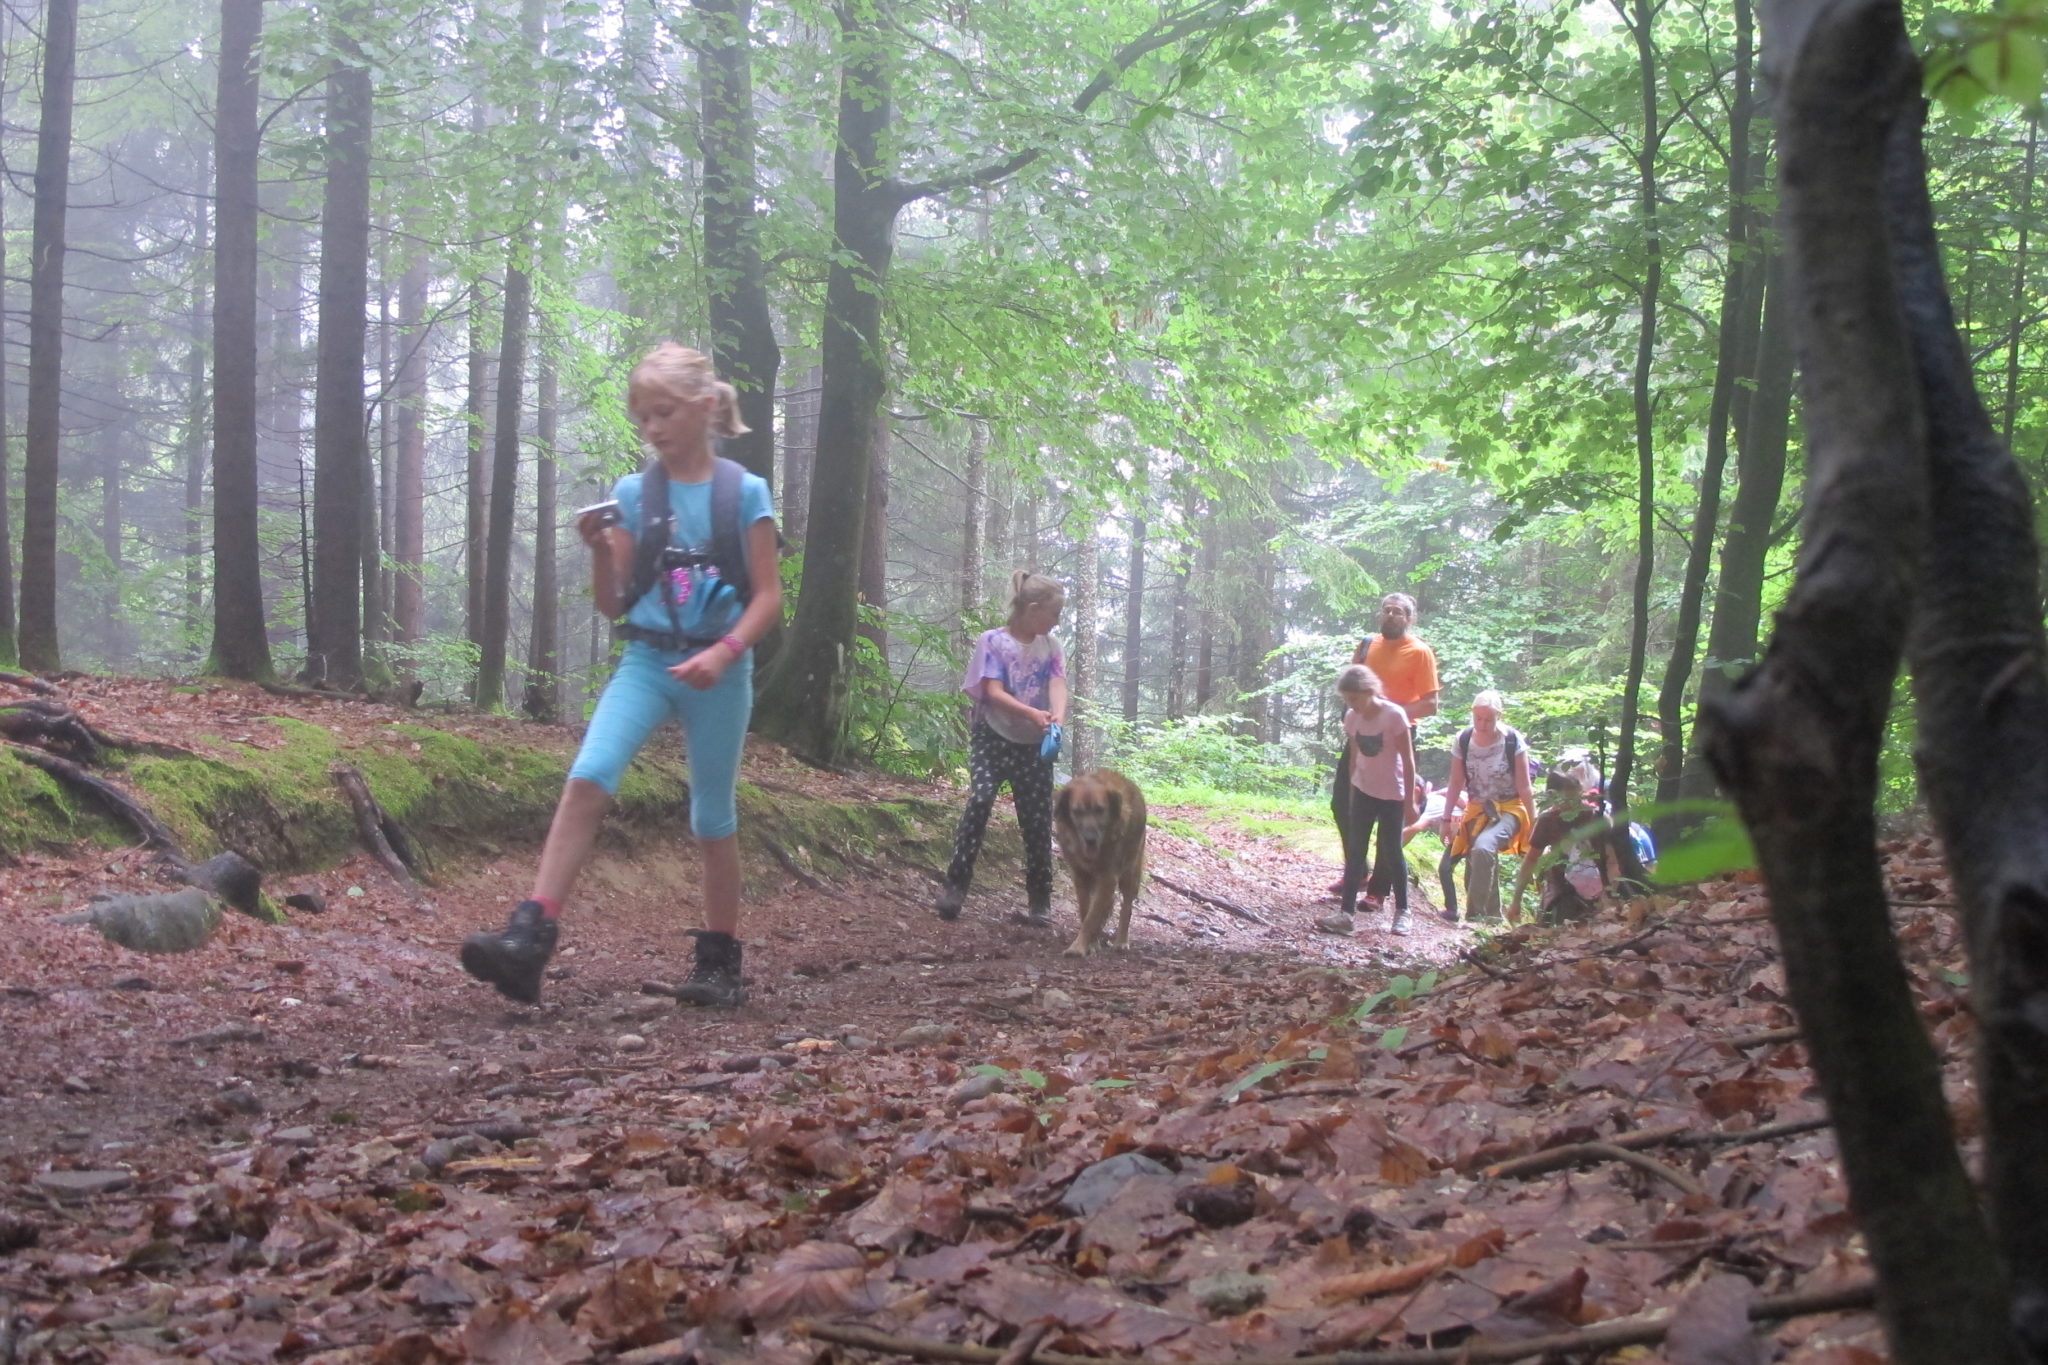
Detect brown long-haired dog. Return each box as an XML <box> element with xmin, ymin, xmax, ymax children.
<box><xmin>1053</xmin><ymin>770</ymin><xmax>1148</xmax><ymax>956</ymax></box>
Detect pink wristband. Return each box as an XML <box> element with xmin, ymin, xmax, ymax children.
<box><xmin>722</xmin><ymin>633</ymin><xmax>748</xmax><ymax>659</ymax></box>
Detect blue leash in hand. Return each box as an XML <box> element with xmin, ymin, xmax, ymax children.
<box><xmin>1040</xmin><ymin>722</ymin><xmax>1063</xmax><ymax>761</ymax></box>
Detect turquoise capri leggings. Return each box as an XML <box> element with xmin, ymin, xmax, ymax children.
<box><xmin>567</xmin><ymin>642</ymin><xmax>752</xmax><ymax>839</ymax></box>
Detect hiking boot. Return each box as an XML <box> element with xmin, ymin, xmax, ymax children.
<box><xmin>460</xmin><ymin>901</ymin><xmax>558</xmax><ymax>1004</ymax></box>
<box><xmin>1390</xmin><ymin>907</ymin><xmax>1414</xmax><ymax>936</ymax></box>
<box><xmin>1023</xmin><ymin>899</ymin><xmax>1052</xmax><ymax>928</ymax></box>
<box><xmin>675</xmin><ymin>930</ymin><xmax>748</xmax><ymax>1009</ymax></box>
<box><xmin>935</xmin><ymin>884</ymin><xmax>966</xmax><ymax>922</ymax></box>
<box><xmin>1314</xmin><ymin>913</ymin><xmax>1355</xmax><ymax>935</ymax></box>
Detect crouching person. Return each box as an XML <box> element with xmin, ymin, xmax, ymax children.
<box><xmin>461</xmin><ymin>343</ymin><xmax>780</xmax><ymax>1008</ymax></box>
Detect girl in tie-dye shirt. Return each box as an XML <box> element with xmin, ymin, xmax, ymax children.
<box><xmin>937</xmin><ymin>571</ymin><xmax>1068</xmax><ymax>925</ymax></box>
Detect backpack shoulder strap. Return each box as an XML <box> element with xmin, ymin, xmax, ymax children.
<box><xmin>1456</xmin><ymin>726</ymin><xmax>1472</xmax><ymax>761</ymax></box>
<box><xmin>624</xmin><ymin>461</ymin><xmax>673</xmax><ymax>617</ymax></box>
<box><xmin>1505</xmin><ymin>727</ymin><xmax>1521</xmax><ymax>759</ymax></box>
<box><xmin>710</xmin><ymin>457</ymin><xmax>751</xmax><ymax>605</ymax></box>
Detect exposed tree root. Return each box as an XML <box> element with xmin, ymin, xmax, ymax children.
<box><xmin>3</xmin><ymin>741</ymin><xmax>184</xmax><ymax>857</ymax></box>
<box><xmin>332</xmin><ymin>764</ymin><xmax>426</xmax><ymax>891</ymax></box>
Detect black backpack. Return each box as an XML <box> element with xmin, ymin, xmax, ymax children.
<box><xmin>620</xmin><ymin>456</ymin><xmax>753</xmax><ymax>631</ymax></box>
<box><xmin>1456</xmin><ymin>724</ymin><xmax>1527</xmax><ymax>776</ymax></box>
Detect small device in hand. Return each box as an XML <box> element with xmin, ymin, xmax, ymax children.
<box><xmin>576</xmin><ymin>500</ymin><xmax>622</xmax><ymax>528</ymax></box>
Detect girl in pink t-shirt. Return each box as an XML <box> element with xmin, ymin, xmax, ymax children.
<box><xmin>1328</xmin><ymin>664</ymin><xmax>1418</xmax><ymax>934</ymax></box>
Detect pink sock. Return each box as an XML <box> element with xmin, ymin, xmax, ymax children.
<box><xmin>531</xmin><ymin>895</ymin><xmax>562</xmax><ymax>919</ymax></box>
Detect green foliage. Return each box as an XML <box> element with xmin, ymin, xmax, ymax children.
<box><xmin>842</xmin><ymin>607</ymin><xmax>969</xmax><ymax>778</ymax></box>
<box><xmin>1095</xmin><ymin>714</ymin><xmax>1325</xmax><ymax>802</ymax></box>
<box><xmin>381</xmin><ymin>633</ymin><xmax>485</xmax><ymax>706</ymax></box>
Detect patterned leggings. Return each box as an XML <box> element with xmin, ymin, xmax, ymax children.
<box><xmin>945</xmin><ymin>722</ymin><xmax>1056</xmax><ymax>909</ymax></box>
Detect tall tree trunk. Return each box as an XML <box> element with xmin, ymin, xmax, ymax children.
<box><xmin>1123</xmin><ymin>496</ymin><xmax>1146</xmax><ymax>722</ymax></box>
<box><xmin>694</xmin><ymin>0</ymin><xmax>779</xmax><ymax>483</ymax></box>
<box><xmin>1070</xmin><ymin>517</ymin><xmax>1100</xmax><ymax>772</ymax></box>
<box><xmin>753</xmin><ymin>3</ymin><xmax>900</xmax><ymax>761</ymax></box>
<box><xmin>781</xmin><ymin>365</ymin><xmax>819</xmax><ymax>546</ymax></box>
<box><xmin>0</xmin><ymin>112</ymin><xmax>13</xmax><ymax>668</ymax></box>
<box><xmin>1605</xmin><ymin>0</ymin><xmax>1663</xmax><ymax>831</ymax></box>
<box><xmin>19</xmin><ymin>0</ymin><xmax>80</xmax><ymax>672</ymax></box>
<box><xmin>476</xmin><ymin>261</ymin><xmax>532</xmax><ymax>711</ymax></box>
<box><xmin>100</xmin><ymin>434</ymin><xmax>123</xmax><ymax>667</ymax></box>
<box><xmin>858</xmin><ymin>405</ymin><xmax>890</xmax><ymax>657</ymax></box>
<box><xmin>308</xmin><ymin>43</ymin><xmax>372</xmax><ymax>690</ymax></box>
<box><xmin>1690</xmin><ymin>250</ymin><xmax>1794</xmax><ymax>795</ymax></box>
<box><xmin>1656</xmin><ymin>0</ymin><xmax>1759</xmax><ymax>807</ymax></box>
<box><xmin>465</xmin><ymin>291</ymin><xmax>493</xmax><ymax>653</ymax></box>
<box><xmin>960</xmin><ymin>418</ymin><xmax>986</xmax><ymax>648</ymax></box>
<box><xmin>182</xmin><ymin>194</ymin><xmax>210</xmax><ymax>652</ymax></box>
<box><xmin>984</xmin><ymin>459</ymin><xmax>1010</xmax><ymax>597</ymax></box>
<box><xmin>391</xmin><ymin>262</ymin><xmax>428</xmax><ymax>649</ymax></box>
<box><xmin>1166</xmin><ymin>540</ymin><xmax>1190</xmax><ymax>722</ymax></box>
<box><xmin>524</xmin><ymin>344</ymin><xmax>560</xmax><ymax>722</ymax></box>
<box><xmin>1194</xmin><ymin>506</ymin><xmax>1216</xmax><ymax>712</ymax></box>
<box><xmin>2001</xmin><ymin>120</ymin><xmax>2038</xmax><ymax>450</ymax></box>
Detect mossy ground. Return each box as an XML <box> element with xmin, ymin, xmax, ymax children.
<box><xmin>0</xmin><ymin>707</ymin><xmax>995</xmax><ymax>887</ymax></box>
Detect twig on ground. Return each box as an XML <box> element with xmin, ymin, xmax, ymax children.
<box><xmin>801</xmin><ymin>1279</ymin><xmax>1875</xmax><ymax>1365</ymax></box>
<box><xmin>994</xmin><ymin>1321</ymin><xmax>1052</xmax><ymax>1365</ymax></box>
<box><xmin>1721</xmin><ymin>1026</ymin><xmax>1802</xmax><ymax>1050</ymax></box>
<box><xmin>1150</xmin><ymin>870</ymin><xmax>1269</xmax><ymax>925</ymax></box>
<box><xmin>1672</xmin><ymin>1115</ymin><xmax>1832</xmax><ymax>1148</ymax></box>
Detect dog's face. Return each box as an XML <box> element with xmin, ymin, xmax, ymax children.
<box><xmin>1057</xmin><ymin>778</ymin><xmax>1123</xmax><ymax>858</ymax></box>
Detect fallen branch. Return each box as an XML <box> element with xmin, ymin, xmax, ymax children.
<box><xmin>1673</xmin><ymin>1115</ymin><xmax>1832</xmax><ymax>1148</ymax></box>
<box><xmin>1150</xmin><ymin>870</ymin><xmax>1269</xmax><ymax>925</ymax></box>
<box><xmin>3</xmin><ymin>741</ymin><xmax>184</xmax><ymax>856</ymax></box>
<box><xmin>1722</xmin><ymin>1026</ymin><xmax>1802</xmax><ymax>1049</ymax></box>
<box><xmin>331</xmin><ymin>765</ymin><xmax>420</xmax><ymax>892</ymax></box>
<box><xmin>994</xmin><ymin>1322</ymin><xmax>1051</xmax><ymax>1365</ymax></box>
<box><xmin>802</xmin><ymin>1279</ymin><xmax>1876</xmax><ymax>1365</ymax></box>
<box><xmin>1485</xmin><ymin>1140</ymin><xmax>1704</xmax><ymax>1198</ymax></box>
<box><xmin>0</xmin><ymin>671</ymin><xmax>57</xmax><ymax>695</ymax></box>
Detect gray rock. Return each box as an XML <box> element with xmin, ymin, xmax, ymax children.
<box><xmin>614</xmin><ymin>1034</ymin><xmax>650</xmax><ymax>1054</ymax></box>
<box><xmin>893</xmin><ymin>1023</ymin><xmax>951</xmax><ymax>1048</ymax></box>
<box><xmin>32</xmin><ymin>1170</ymin><xmax>133</xmax><ymax>1201</ymax></box>
<box><xmin>420</xmin><ymin>1139</ymin><xmax>456</xmax><ymax>1174</ymax></box>
<box><xmin>947</xmin><ymin>1073</ymin><xmax>1005</xmax><ymax>1106</ymax></box>
<box><xmin>185</xmin><ymin>852</ymin><xmax>265</xmax><ymax>919</ymax></box>
<box><xmin>271</xmin><ymin>1126</ymin><xmax>317</xmax><ymax>1145</ymax></box>
<box><xmin>283</xmin><ymin>891</ymin><xmax>326</xmax><ymax>915</ymax></box>
<box><xmin>1190</xmin><ymin>1272</ymin><xmax>1270</xmax><ymax>1317</ymax></box>
<box><xmin>1061</xmin><ymin>1152</ymin><xmax>1173</xmax><ymax>1216</ymax></box>
<box><xmin>59</xmin><ymin>889</ymin><xmax>222</xmax><ymax>954</ymax></box>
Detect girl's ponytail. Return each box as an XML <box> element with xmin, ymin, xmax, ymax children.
<box><xmin>1008</xmin><ymin>570</ymin><xmax>1065</xmax><ymax>621</ymax></box>
<box><xmin>710</xmin><ymin>379</ymin><xmax>750</xmax><ymax>438</ymax></box>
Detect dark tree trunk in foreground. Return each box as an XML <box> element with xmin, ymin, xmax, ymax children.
<box><xmin>858</xmin><ymin>408</ymin><xmax>890</xmax><ymax>659</ymax></box>
<box><xmin>695</xmin><ymin>0</ymin><xmax>779</xmax><ymax>484</ymax></box>
<box><xmin>1704</xmin><ymin>0</ymin><xmax>2019</xmax><ymax>1358</ymax></box>
<box><xmin>476</xmin><ymin>261</ymin><xmax>531</xmax><ymax>711</ymax></box>
<box><xmin>309</xmin><ymin>50</ymin><xmax>373</xmax><ymax>690</ymax></box>
<box><xmin>1890</xmin><ymin>92</ymin><xmax>2048</xmax><ymax>1360</ymax></box>
<box><xmin>465</xmin><ymin>281</ymin><xmax>493</xmax><ymax>652</ymax></box>
<box><xmin>19</xmin><ymin>0</ymin><xmax>80</xmax><ymax>672</ymax></box>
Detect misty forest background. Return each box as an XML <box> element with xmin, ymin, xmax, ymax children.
<box><xmin>0</xmin><ymin>0</ymin><xmax>2039</xmax><ymax>816</ymax></box>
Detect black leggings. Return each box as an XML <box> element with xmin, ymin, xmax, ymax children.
<box><xmin>945</xmin><ymin>722</ymin><xmax>1056</xmax><ymax>909</ymax></box>
<box><xmin>1339</xmin><ymin>791</ymin><xmax>1407</xmax><ymax>915</ymax></box>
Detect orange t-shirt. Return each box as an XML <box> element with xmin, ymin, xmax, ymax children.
<box><xmin>1358</xmin><ymin>634</ymin><xmax>1440</xmax><ymax>710</ymax></box>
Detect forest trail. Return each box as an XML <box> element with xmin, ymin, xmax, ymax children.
<box><xmin>0</xmin><ymin>684</ymin><xmax>1937</xmax><ymax>1363</ymax></box>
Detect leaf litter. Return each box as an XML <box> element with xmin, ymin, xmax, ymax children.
<box><xmin>0</xmin><ymin>681</ymin><xmax>1963</xmax><ymax>1362</ymax></box>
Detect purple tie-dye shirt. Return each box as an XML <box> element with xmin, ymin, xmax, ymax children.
<box><xmin>964</xmin><ymin>627</ymin><xmax>1066</xmax><ymax>745</ymax></box>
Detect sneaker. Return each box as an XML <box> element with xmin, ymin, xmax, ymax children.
<box><xmin>460</xmin><ymin>901</ymin><xmax>559</xmax><ymax>1004</ymax></box>
<box><xmin>1325</xmin><ymin>878</ymin><xmax>1347</xmax><ymax>896</ymax></box>
<box><xmin>935</xmin><ymin>884</ymin><xmax>966</xmax><ymax>922</ymax></box>
<box><xmin>675</xmin><ymin>930</ymin><xmax>748</xmax><ymax>1009</ymax></box>
<box><xmin>1390</xmin><ymin>908</ymin><xmax>1413</xmax><ymax>936</ymax></box>
<box><xmin>1025</xmin><ymin>901</ymin><xmax>1052</xmax><ymax>927</ymax></box>
<box><xmin>1314</xmin><ymin>913</ymin><xmax>1355</xmax><ymax>935</ymax></box>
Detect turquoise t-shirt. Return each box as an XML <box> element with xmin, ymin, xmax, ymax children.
<box><xmin>613</xmin><ymin>465</ymin><xmax>775</xmax><ymax>639</ymax></box>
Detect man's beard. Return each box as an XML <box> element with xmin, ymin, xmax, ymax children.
<box><xmin>1381</xmin><ymin>620</ymin><xmax>1408</xmax><ymax>639</ymax></box>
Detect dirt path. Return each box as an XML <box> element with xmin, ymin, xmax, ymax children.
<box><xmin>0</xmin><ymin>799</ymin><xmax>1454</xmax><ymax>1164</ymax></box>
